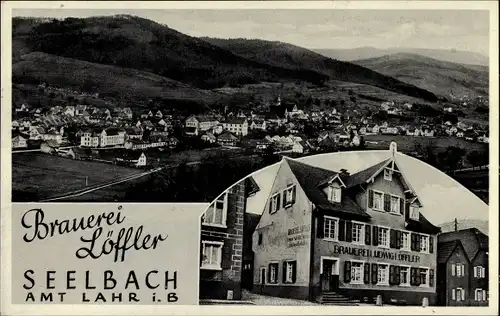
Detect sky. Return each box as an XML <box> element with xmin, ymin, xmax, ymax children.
<box><xmin>13</xmin><ymin>9</ymin><xmax>490</xmax><ymax>55</ymax></box>
<box><xmin>245</xmin><ymin>150</ymin><xmax>489</xmax><ymax>226</ymax></box>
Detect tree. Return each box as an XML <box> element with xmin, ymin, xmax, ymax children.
<box><xmin>437</xmin><ymin>146</ymin><xmax>466</xmax><ymax>172</ymax></box>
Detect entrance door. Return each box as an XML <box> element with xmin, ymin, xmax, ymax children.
<box><xmin>321</xmin><ymin>259</ymin><xmax>340</xmax><ymax>292</ymax></box>
<box><xmin>260</xmin><ymin>267</ymin><xmax>266</xmax><ymax>293</ymax></box>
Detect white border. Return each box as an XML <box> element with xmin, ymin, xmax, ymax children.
<box><xmin>1</xmin><ymin>1</ymin><xmax>498</xmax><ymax>315</ymax></box>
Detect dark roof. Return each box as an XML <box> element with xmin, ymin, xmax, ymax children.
<box><xmin>245</xmin><ymin>176</ymin><xmax>260</xmax><ymax>196</ymax></box>
<box><xmin>406</xmin><ymin>213</ymin><xmax>441</xmax><ymax>234</ymax></box>
<box><xmin>105</xmin><ymin>128</ymin><xmax>121</xmax><ymax>136</ymax></box>
<box><xmin>344</xmin><ymin>158</ymin><xmax>391</xmax><ymax>188</ymax></box>
<box><xmin>438</xmin><ymin>228</ymin><xmax>489</xmax><ymax>261</ymax></box>
<box><xmin>222</xmin><ymin>117</ymin><xmax>247</xmax><ymax>124</ymax></box>
<box><xmin>285</xmin><ymin>158</ymin><xmax>369</xmax><ymax>219</ymax></box>
<box><xmin>185</xmin><ymin>127</ymin><xmax>198</xmax><ymax>133</ymax></box>
<box><xmin>218</xmin><ymin>132</ymin><xmax>238</xmax><ymax>141</ymax></box>
<box><xmin>437</xmin><ymin>240</ymin><xmax>467</xmax><ymax>264</ymax></box>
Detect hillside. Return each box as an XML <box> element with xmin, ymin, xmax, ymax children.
<box><xmin>12</xmin><ymin>16</ymin><xmax>328</xmax><ymax>90</ymax></box>
<box><xmin>13</xmin><ymin>51</ymin><xmax>220</xmax><ymax>104</ymax></box>
<box><xmin>202</xmin><ymin>38</ymin><xmax>439</xmax><ymax>102</ymax></box>
<box><xmin>353</xmin><ymin>53</ymin><xmax>489</xmax><ymax>98</ymax></box>
<box><xmin>313</xmin><ymin>47</ymin><xmax>489</xmax><ymax>66</ymax></box>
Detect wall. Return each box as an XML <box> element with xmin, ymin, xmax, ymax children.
<box><xmin>252</xmin><ymin>161</ymin><xmax>313</xmax><ymax>300</ymax></box>
<box><xmin>443</xmin><ymin>245</ymin><xmax>469</xmax><ymax>306</ymax></box>
<box><xmin>199</xmin><ymin>181</ymin><xmax>245</xmax><ymax>300</ymax></box>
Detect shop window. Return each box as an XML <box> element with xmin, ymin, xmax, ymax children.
<box><xmin>378</xmin><ymin>227</ymin><xmax>390</xmax><ymax>248</ymax></box>
<box><xmin>324</xmin><ymin>216</ymin><xmax>339</xmax><ymax>241</ymax></box>
<box><xmin>377</xmin><ymin>264</ymin><xmax>389</xmax><ymax>285</ymax></box>
<box><xmin>201</xmin><ymin>241</ymin><xmax>223</xmax><ymax>270</ymax></box>
<box><xmin>419</xmin><ymin>268</ymin><xmax>430</xmax><ymax>287</ymax></box>
<box><xmin>268</xmin><ymin>263</ymin><xmax>279</xmax><ymax>284</ymax></box>
<box><xmin>419</xmin><ymin>235</ymin><xmax>429</xmax><ymax>253</ymax></box>
<box><xmin>203</xmin><ymin>192</ymin><xmax>228</xmax><ymax>227</ymax></box>
<box><xmin>327</xmin><ymin>186</ymin><xmax>342</xmax><ymax>203</ymax></box>
<box><xmin>399</xmin><ymin>266</ymin><xmax>410</xmax><ymax>286</ymax></box>
<box><xmin>401</xmin><ymin>231</ymin><xmax>410</xmax><ymax>251</ymax></box>
<box><xmin>352</xmin><ymin>222</ymin><xmax>365</xmax><ymax>244</ymax></box>
<box><xmin>390</xmin><ymin>195</ymin><xmax>400</xmax><ymax>214</ymax></box>
<box><xmin>350</xmin><ymin>261</ymin><xmax>364</xmax><ymax>284</ymax></box>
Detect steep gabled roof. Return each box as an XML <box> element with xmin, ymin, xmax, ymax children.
<box><xmin>438</xmin><ymin>228</ymin><xmax>489</xmax><ymax>261</ymax></box>
<box><xmin>285</xmin><ymin>158</ymin><xmax>369</xmax><ymax>218</ymax></box>
<box><xmin>245</xmin><ymin>176</ymin><xmax>261</xmax><ymax>196</ymax></box>
<box><xmin>437</xmin><ymin>240</ymin><xmax>468</xmax><ymax>264</ymax></box>
<box><xmin>344</xmin><ymin>158</ymin><xmax>391</xmax><ymax>188</ymax></box>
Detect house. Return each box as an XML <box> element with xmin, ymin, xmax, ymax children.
<box><xmin>76</xmin><ymin>104</ymin><xmax>88</xmax><ymax>116</ymax></box>
<box><xmin>185</xmin><ymin>115</ymin><xmax>219</xmax><ymax>132</ymax></box>
<box><xmin>80</xmin><ymin>129</ymin><xmax>101</xmax><ymax>148</ymax></box>
<box><xmin>40</xmin><ymin>140</ymin><xmax>59</xmax><ymax>154</ymax></box>
<box><xmin>125</xmin><ymin>127</ymin><xmax>143</xmax><ymax>140</ymax></box>
<box><xmin>292</xmin><ymin>142</ymin><xmax>304</xmax><ymax>154</ymax></box>
<box><xmin>67</xmin><ymin>147</ymin><xmax>93</xmax><ymax>160</ymax></box>
<box><xmin>155</xmin><ymin>110</ymin><xmax>163</xmax><ymax>119</ymax></box>
<box><xmin>437</xmin><ymin>228</ymin><xmax>489</xmax><ymax>306</ymax></box>
<box><xmin>64</xmin><ymin>106</ymin><xmax>76</xmax><ymax>117</ymax></box>
<box><xmin>404</xmin><ymin>103</ymin><xmax>413</xmax><ymax>110</ymax></box>
<box><xmin>116</xmin><ymin>152</ymin><xmax>147</xmax><ymax>168</ymax></box>
<box><xmin>100</xmin><ymin>128</ymin><xmax>126</xmax><ymax>147</ymax></box>
<box><xmin>422</xmin><ymin>128</ymin><xmax>435</xmax><ymax>137</ymax></box>
<box><xmin>201</xmin><ymin>132</ymin><xmax>217</xmax><ymax>144</ymax></box>
<box><xmin>29</xmin><ymin>126</ymin><xmax>46</xmax><ymax>140</ymax></box>
<box><xmin>185</xmin><ymin>127</ymin><xmax>199</xmax><ymax>136</ymax></box>
<box><xmin>200</xmin><ymin>177</ymin><xmax>260</xmax><ymax>301</ymax></box>
<box><xmin>41</xmin><ymin>131</ymin><xmax>63</xmax><ymax>144</ymax></box>
<box><xmin>463</xmin><ymin>130</ymin><xmax>477</xmax><ymax>141</ymax></box>
<box><xmin>12</xmin><ymin>135</ymin><xmax>28</xmax><ymax>149</ymax></box>
<box><xmin>456</xmin><ymin>131</ymin><xmax>464</xmax><ymax>138</ymax></box>
<box><xmin>217</xmin><ymin>132</ymin><xmax>239</xmax><ymax>147</ymax></box>
<box><xmin>221</xmin><ymin>118</ymin><xmax>249</xmax><ymax>136</ymax></box>
<box><xmin>381</xmin><ymin>101</ymin><xmax>395</xmax><ymax>111</ymax></box>
<box><xmin>124</xmin><ymin>139</ymin><xmax>150</xmax><ymax>151</ymax></box>
<box><xmin>251</xmin><ymin>143</ymin><xmax>440</xmax><ymax>305</ymax></box>
<box><xmin>250</xmin><ymin>119</ymin><xmax>267</xmax><ymax>131</ymax></box>
<box><xmin>367</xmin><ymin>124</ymin><xmax>380</xmax><ymax>135</ymax></box>
<box><xmin>351</xmin><ymin>135</ymin><xmax>361</xmax><ymax>147</ymax></box>
<box><xmin>167</xmin><ymin>137</ymin><xmax>179</xmax><ymax>148</ymax></box>
<box><xmin>15</xmin><ymin>103</ymin><xmax>30</xmax><ymax>113</ymax></box>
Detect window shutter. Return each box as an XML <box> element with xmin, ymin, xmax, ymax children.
<box><xmin>368</xmin><ymin>189</ymin><xmax>374</xmax><ymax>208</ymax></box>
<box><xmin>346</xmin><ymin>221</ymin><xmax>353</xmax><ymax>242</ymax></box>
<box><xmin>461</xmin><ymin>289</ymin><xmax>465</xmax><ymax>301</ymax></box>
<box><xmin>291</xmin><ymin>262</ymin><xmax>297</xmax><ymax>283</ymax></box>
<box><xmin>415</xmin><ymin>234</ymin><xmax>421</xmax><ymax>252</ymax></box>
<box><xmin>415</xmin><ymin>269</ymin><xmax>421</xmax><ymax>286</ymax></box>
<box><xmin>292</xmin><ymin>186</ymin><xmax>296</xmax><ymax>203</ymax></box>
<box><xmin>371</xmin><ymin>263</ymin><xmax>378</xmax><ymax>284</ymax></box>
<box><xmin>452</xmin><ymin>264</ymin><xmax>456</xmax><ymax>276</ymax></box>
<box><xmin>452</xmin><ymin>289</ymin><xmax>456</xmax><ymax>300</ymax></box>
<box><xmin>364</xmin><ymin>263</ymin><xmax>370</xmax><ymax>284</ymax></box>
<box><xmin>283</xmin><ymin>262</ymin><xmax>287</xmax><ymax>283</ymax></box>
<box><xmin>276</xmin><ymin>194</ymin><xmax>281</xmax><ymax>211</ymax></box>
<box><xmin>267</xmin><ymin>264</ymin><xmax>272</xmax><ymax>283</ymax></box>
<box><xmin>482</xmin><ymin>290</ymin><xmax>486</xmax><ymax>301</ymax></box>
<box><xmin>389</xmin><ymin>229</ymin><xmax>396</xmax><ymax>248</ymax></box>
<box><xmin>384</xmin><ymin>194</ymin><xmax>391</xmax><ymax>211</ymax></box>
<box><xmin>282</xmin><ymin>190</ymin><xmax>287</xmax><ymax>208</ymax></box>
<box><xmin>400</xmin><ymin>198</ymin><xmax>404</xmax><ymax>215</ymax></box>
<box><xmin>395</xmin><ymin>266</ymin><xmax>401</xmax><ymax>284</ymax></box>
<box><xmin>344</xmin><ymin>261</ymin><xmax>351</xmax><ymax>283</ymax></box>
<box><xmin>268</xmin><ymin>200</ymin><xmax>273</xmax><ymax>213</ymax></box>
<box><xmin>389</xmin><ymin>265</ymin><xmax>395</xmax><ymax>285</ymax></box>
<box><xmin>396</xmin><ymin>230</ymin><xmax>402</xmax><ymax>249</ymax></box>
<box><xmin>365</xmin><ymin>225</ymin><xmax>371</xmax><ymax>245</ymax></box>
<box><xmin>410</xmin><ymin>233</ymin><xmax>416</xmax><ymax>251</ymax></box>
<box><xmin>430</xmin><ymin>269</ymin><xmax>434</xmax><ymax>287</ymax></box>
<box><xmin>338</xmin><ymin>219</ymin><xmax>346</xmax><ymax>241</ymax></box>
<box><xmin>221</xmin><ymin>245</ymin><xmax>232</xmax><ymax>269</ymax></box>
<box><xmin>404</xmin><ymin>201</ymin><xmax>410</xmax><ymax>220</ymax></box>
<box><xmin>429</xmin><ymin>236</ymin><xmax>434</xmax><ymax>253</ymax></box>
<box><xmin>316</xmin><ymin>215</ymin><xmax>324</xmax><ymax>238</ymax></box>
<box><xmin>372</xmin><ymin>226</ymin><xmax>379</xmax><ymax>246</ymax></box>
<box><xmin>410</xmin><ymin>267</ymin><xmax>416</xmax><ymax>286</ymax></box>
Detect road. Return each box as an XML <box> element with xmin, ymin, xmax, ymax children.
<box><xmin>12</xmin><ymin>145</ymin><xmax>125</xmax><ymax>154</ymax></box>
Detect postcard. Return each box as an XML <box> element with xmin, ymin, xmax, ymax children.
<box><xmin>1</xmin><ymin>1</ymin><xmax>498</xmax><ymax>315</ymax></box>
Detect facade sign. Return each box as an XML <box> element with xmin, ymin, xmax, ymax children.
<box><xmin>332</xmin><ymin>244</ymin><xmax>421</xmax><ymax>263</ymax></box>
<box><xmin>287</xmin><ymin>224</ymin><xmax>310</xmax><ymax>248</ymax></box>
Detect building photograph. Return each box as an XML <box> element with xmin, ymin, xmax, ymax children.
<box><xmin>198</xmin><ymin>142</ymin><xmax>489</xmax><ymax>306</ymax></box>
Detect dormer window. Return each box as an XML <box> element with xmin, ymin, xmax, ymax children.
<box><xmin>384</xmin><ymin>168</ymin><xmax>393</xmax><ymax>181</ymax></box>
<box><xmin>409</xmin><ymin>206</ymin><xmax>420</xmax><ymax>220</ymax></box>
<box><xmin>327</xmin><ymin>186</ymin><xmax>341</xmax><ymax>203</ymax></box>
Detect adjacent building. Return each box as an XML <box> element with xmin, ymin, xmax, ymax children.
<box><xmin>221</xmin><ymin>118</ymin><xmax>249</xmax><ymax>136</ymax></box>
<box><xmin>437</xmin><ymin>228</ymin><xmax>489</xmax><ymax>306</ymax></box>
<box><xmin>251</xmin><ymin>143</ymin><xmax>441</xmax><ymax>305</ymax></box>
<box><xmin>185</xmin><ymin>115</ymin><xmax>220</xmax><ymax>132</ymax></box>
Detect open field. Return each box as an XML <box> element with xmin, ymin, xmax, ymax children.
<box><xmin>363</xmin><ymin>135</ymin><xmax>488</xmax><ymax>153</ymax></box>
<box><xmin>12</xmin><ymin>152</ymin><xmax>141</xmax><ymax>201</ymax></box>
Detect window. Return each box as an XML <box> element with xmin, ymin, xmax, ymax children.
<box><xmin>384</xmin><ymin>168</ymin><xmax>393</xmax><ymax>181</ymax></box>
<box><xmin>475</xmin><ymin>289</ymin><xmax>483</xmax><ymax>301</ymax></box>
<box><xmin>401</xmin><ymin>232</ymin><xmax>411</xmax><ymax>251</ymax></box>
<box><xmin>377</xmin><ymin>264</ymin><xmax>389</xmax><ymax>285</ymax></box>
<box><xmin>419</xmin><ymin>268</ymin><xmax>429</xmax><ymax>286</ymax></box>
<box><xmin>268</xmin><ymin>263</ymin><xmax>279</xmax><ymax>284</ymax></box>
<box><xmin>409</xmin><ymin>206</ymin><xmax>419</xmax><ymax>220</ymax></box>
<box><xmin>352</xmin><ymin>223</ymin><xmax>365</xmax><ymax>244</ymax></box>
<box><xmin>350</xmin><ymin>262</ymin><xmax>364</xmax><ymax>284</ymax></box>
<box><xmin>400</xmin><ymin>266</ymin><xmax>410</xmax><ymax>286</ymax></box>
<box><xmin>284</xmin><ymin>261</ymin><xmax>296</xmax><ymax>283</ymax></box>
<box><xmin>203</xmin><ymin>193</ymin><xmax>228</xmax><ymax>227</ymax></box>
<box><xmin>420</xmin><ymin>235</ymin><xmax>429</xmax><ymax>253</ymax></box>
<box><xmin>270</xmin><ymin>193</ymin><xmax>280</xmax><ymax>214</ymax></box>
<box><xmin>328</xmin><ymin>186</ymin><xmax>341</xmax><ymax>203</ymax></box>
<box><xmin>378</xmin><ymin>227</ymin><xmax>390</xmax><ymax>248</ymax></box>
<box><xmin>373</xmin><ymin>191</ymin><xmax>384</xmax><ymax>210</ymax></box>
<box><xmin>390</xmin><ymin>195</ymin><xmax>400</xmax><ymax>214</ymax></box>
<box><xmin>201</xmin><ymin>241</ymin><xmax>223</xmax><ymax>270</ymax></box>
<box><xmin>454</xmin><ymin>288</ymin><xmax>465</xmax><ymax>301</ymax></box>
<box><xmin>474</xmin><ymin>266</ymin><xmax>486</xmax><ymax>278</ymax></box>
<box><xmin>258</xmin><ymin>232</ymin><xmax>263</xmax><ymax>245</ymax></box>
<box><xmin>284</xmin><ymin>185</ymin><xmax>296</xmax><ymax>206</ymax></box>
<box><xmin>324</xmin><ymin>217</ymin><xmax>339</xmax><ymax>240</ymax></box>
<box><xmin>455</xmin><ymin>263</ymin><xmax>465</xmax><ymax>277</ymax></box>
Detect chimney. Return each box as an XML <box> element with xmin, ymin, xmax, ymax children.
<box><xmin>454</xmin><ymin>218</ymin><xmax>458</xmax><ymax>232</ymax></box>
<box><xmin>339</xmin><ymin>168</ymin><xmax>350</xmax><ymax>177</ymax></box>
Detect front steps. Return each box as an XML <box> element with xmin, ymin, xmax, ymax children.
<box><xmin>317</xmin><ymin>292</ymin><xmax>360</xmax><ymax>305</ymax></box>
